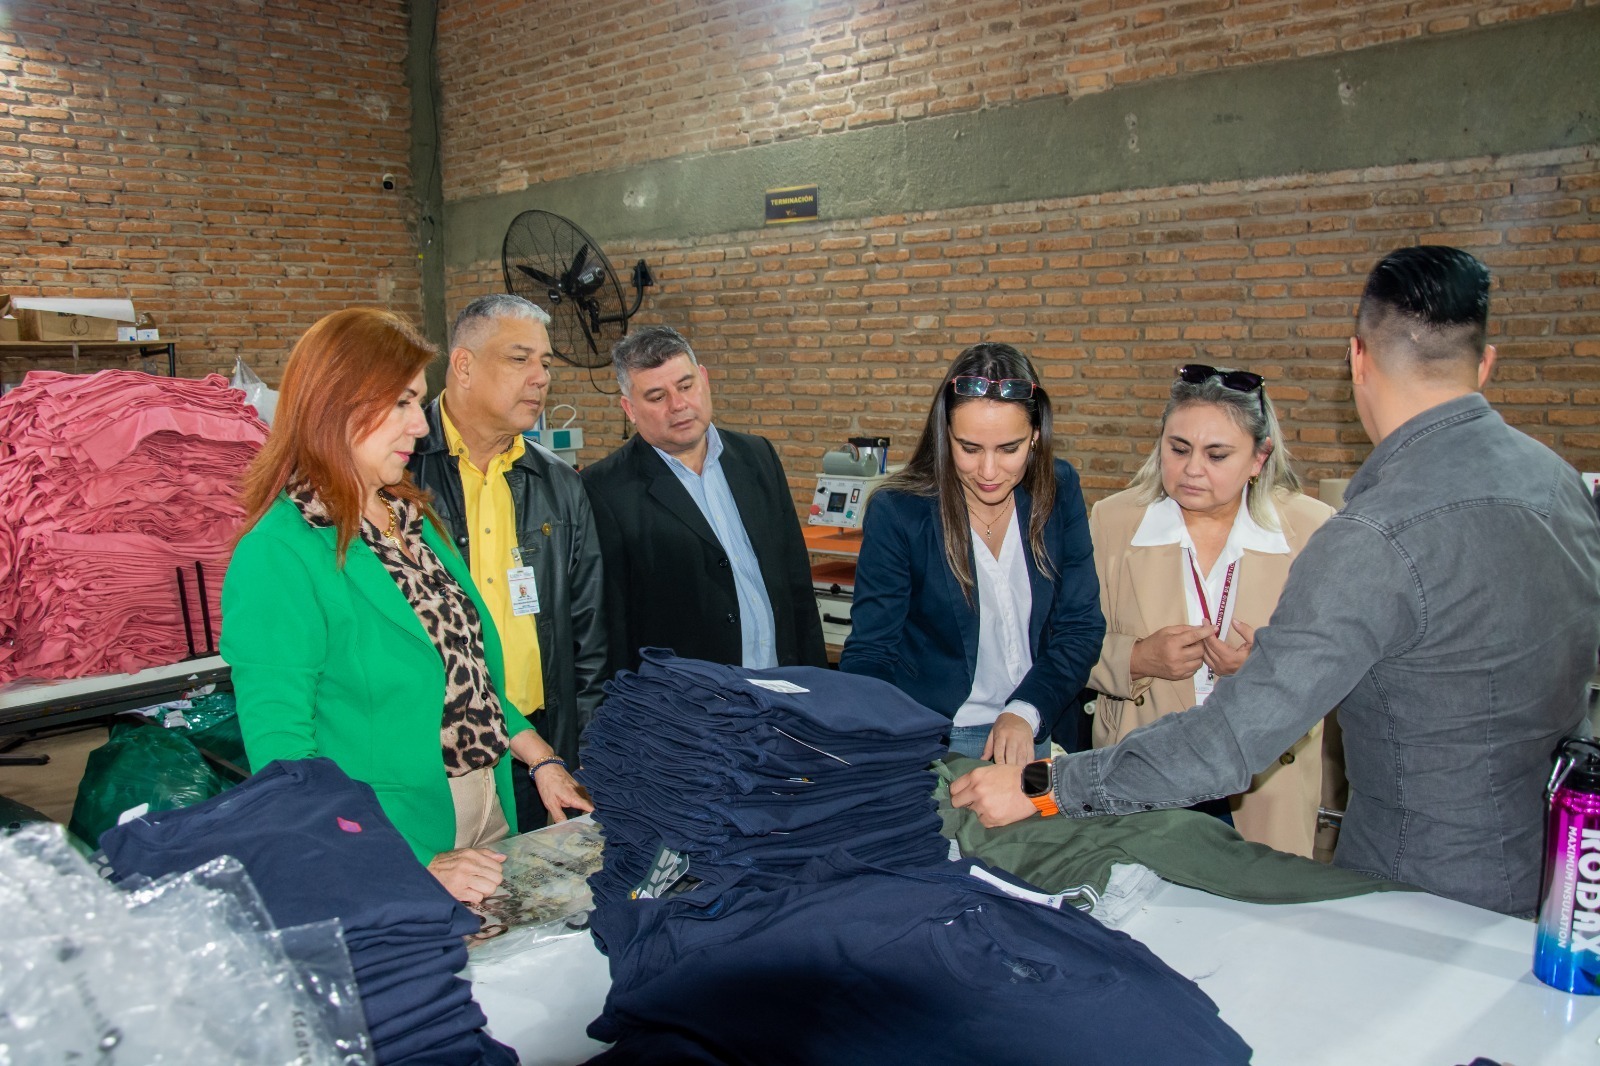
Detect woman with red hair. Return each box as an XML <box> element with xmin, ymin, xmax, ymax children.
<box><xmin>222</xmin><ymin>307</ymin><xmax>589</xmax><ymax>904</ymax></box>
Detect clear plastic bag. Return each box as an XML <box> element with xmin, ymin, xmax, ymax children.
<box><xmin>465</xmin><ymin>816</ymin><xmax>605</xmax><ymax>962</ymax></box>
<box><xmin>0</xmin><ymin>824</ymin><xmax>373</xmax><ymax>1066</ymax></box>
<box><xmin>231</xmin><ymin>355</ymin><xmax>279</xmax><ymax>426</ymax></box>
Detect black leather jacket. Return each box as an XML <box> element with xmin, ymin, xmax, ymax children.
<box><xmin>408</xmin><ymin>398</ymin><xmax>608</xmax><ymax>772</ymax></box>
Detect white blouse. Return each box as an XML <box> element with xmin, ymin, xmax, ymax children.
<box><xmin>951</xmin><ymin>514</ymin><xmax>1040</xmax><ymax>730</ymax></box>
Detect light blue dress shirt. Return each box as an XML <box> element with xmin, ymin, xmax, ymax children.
<box><xmin>654</xmin><ymin>424</ymin><xmax>778</xmax><ymax>668</ymax></box>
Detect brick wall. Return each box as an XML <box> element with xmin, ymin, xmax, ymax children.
<box><xmin>438</xmin><ymin>0</ymin><xmax>1596</xmax><ymax>200</ymax></box>
<box><xmin>0</xmin><ymin>0</ymin><xmax>419</xmax><ymax>385</ymax></box>
<box><xmin>450</xmin><ymin>145</ymin><xmax>1600</xmax><ymax>503</ymax></box>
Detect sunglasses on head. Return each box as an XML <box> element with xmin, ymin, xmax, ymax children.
<box><xmin>1176</xmin><ymin>364</ymin><xmax>1266</xmax><ymax>418</ymax></box>
<box><xmin>951</xmin><ymin>375</ymin><xmax>1036</xmax><ymax>400</ymax></box>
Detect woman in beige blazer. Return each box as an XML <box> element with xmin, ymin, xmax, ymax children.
<box><xmin>1088</xmin><ymin>364</ymin><xmax>1334</xmax><ymax>856</ymax></box>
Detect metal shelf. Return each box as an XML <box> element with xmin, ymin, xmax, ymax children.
<box><xmin>0</xmin><ymin>340</ymin><xmax>178</xmax><ymax>377</ymax></box>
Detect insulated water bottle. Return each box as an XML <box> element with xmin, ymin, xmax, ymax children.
<box><xmin>1533</xmin><ymin>737</ymin><xmax>1600</xmax><ymax>994</ymax></box>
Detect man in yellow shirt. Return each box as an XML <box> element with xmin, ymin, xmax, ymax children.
<box><xmin>410</xmin><ymin>294</ymin><xmax>609</xmax><ymax>828</ymax></box>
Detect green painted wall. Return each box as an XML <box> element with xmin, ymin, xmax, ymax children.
<box><xmin>438</xmin><ymin>7</ymin><xmax>1599</xmax><ymax>270</ymax></box>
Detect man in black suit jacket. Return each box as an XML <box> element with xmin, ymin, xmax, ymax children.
<box><xmin>582</xmin><ymin>326</ymin><xmax>828</xmax><ymax>676</ymax></box>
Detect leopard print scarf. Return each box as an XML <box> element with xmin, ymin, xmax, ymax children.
<box><xmin>288</xmin><ymin>484</ymin><xmax>511</xmax><ymax>776</ymax></box>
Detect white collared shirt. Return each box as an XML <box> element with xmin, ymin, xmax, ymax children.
<box><xmin>951</xmin><ymin>515</ymin><xmax>1040</xmax><ymax>731</ymax></box>
<box><xmin>1129</xmin><ymin>491</ymin><xmax>1289</xmax><ymax>703</ymax></box>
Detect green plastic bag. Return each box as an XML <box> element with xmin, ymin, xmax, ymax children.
<box><xmin>180</xmin><ymin>691</ymin><xmax>250</xmax><ymax>778</ymax></box>
<box><xmin>67</xmin><ymin>722</ymin><xmax>227</xmax><ymax>848</ymax></box>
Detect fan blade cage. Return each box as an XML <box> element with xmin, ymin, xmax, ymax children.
<box><xmin>502</xmin><ymin>209</ymin><xmax>629</xmax><ymax>369</ymax></box>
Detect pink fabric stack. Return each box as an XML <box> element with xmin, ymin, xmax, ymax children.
<box><xmin>0</xmin><ymin>370</ymin><xmax>269</xmax><ymax>683</ymax></box>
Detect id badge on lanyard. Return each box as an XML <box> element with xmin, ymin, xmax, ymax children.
<box><xmin>1187</xmin><ymin>549</ymin><xmax>1236</xmax><ymax>685</ymax></box>
<box><xmin>508</xmin><ymin>546</ymin><xmax>539</xmax><ymax>616</ymax></box>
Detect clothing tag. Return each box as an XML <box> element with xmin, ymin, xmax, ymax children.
<box><xmin>748</xmin><ymin>679</ymin><xmax>810</xmax><ymax>694</ymax></box>
<box><xmin>631</xmin><ymin>844</ymin><xmax>691</xmax><ymax>900</ymax></box>
<box><xmin>508</xmin><ymin>566</ymin><xmax>540</xmax><ymax>616</ymax></box>
<box><xmin>967</xmin><ymin>864</ymin><xmax>1069</xmax><ymax>910</ymax></box>
<box><xmin>117</xmin><ymin>803</ymin><xmax>151</xmax><ymax>826</ymax></box>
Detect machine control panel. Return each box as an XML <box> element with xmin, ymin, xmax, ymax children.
<box><xmin>808</xmin><ymin>473</ymin><xmax>888</xmax><ymax>529</ymax></box>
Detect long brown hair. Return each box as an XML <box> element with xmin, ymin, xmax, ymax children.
<box><xmin>239</xmin><ymin>307</ymin><xmax>437</xmax><ymax>563</ymax></box>
<box><xmin>882</xmin><ymin>342</ymin><xmax>1057</xmax><ymax>600</ymax></box>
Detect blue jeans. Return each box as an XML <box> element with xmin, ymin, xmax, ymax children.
<box><xmin>946</xmin><ymin>724</ymin><xmax>1051</xmax><ymax>761</ymax></box>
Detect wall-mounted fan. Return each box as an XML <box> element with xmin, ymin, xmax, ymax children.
<box><xmin>502</xmin><ymin>209</ymin><xmax>653</xmax><ymax>369</ymax></box>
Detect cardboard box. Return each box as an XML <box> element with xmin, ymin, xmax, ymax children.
<box><xmin>3</xmin><ymin>296</ymin><xmax>137</xmax><ymax>343</ymax></box>
<box><xmin>19</xmin><ymin>308</ymin><xmax>120</xmax><ymax>341</ymax></box>
<box><xmin>0</xmin><ymin>317</ymin><xmax>18</xmax><ymax>342</ymax></box>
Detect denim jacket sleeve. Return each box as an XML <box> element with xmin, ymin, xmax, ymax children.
<box><xmin>1051</xmin><ymin>514</ymin><xmax>1421</xmax><ymax>816</ymax></box>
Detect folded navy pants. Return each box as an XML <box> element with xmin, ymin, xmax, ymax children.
<box><xmin>588</xmin><ymin>852</ymin><xmax>1251</xmax><ymax>1066</ymax></box>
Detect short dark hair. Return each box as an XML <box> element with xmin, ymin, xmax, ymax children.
<box><xmin>612</xmin><ymin>325</ymin><xmax>696</xmax><ymax>395</ymax></box>
<box><xmin>1356</xmin><ymin>246</ymin><xmax>1491</xmax><ymax>372</ymax></box>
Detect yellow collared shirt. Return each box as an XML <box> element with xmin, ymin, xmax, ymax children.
<box><xmin>441</xmin><ymin>400</ymin><xmax>545</xmax><ymax>721</ymax></box>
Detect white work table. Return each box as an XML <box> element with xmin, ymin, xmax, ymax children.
<box><xmin>1124</xmin><ymin>884</ymin><xmax>1596</xmax><ymax>1065</ymax></box>
<box><xmin>0</xmin><ymin>656</ymin><xmax>229</xmax><ymax>734</ymax></box>
<box><xmin>471</xmin><ymin>879</ymin><xmax>1599</xmax><ymax>1065</ymax></box>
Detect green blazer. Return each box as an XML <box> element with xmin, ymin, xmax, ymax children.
<box><xmin>221</xmin><ymin>494</ymin><xmax>530</xmax><ymax>863</ymax></box>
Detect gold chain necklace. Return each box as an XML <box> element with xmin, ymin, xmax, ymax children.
<box><xmin>380</xmin><ymin>497</ymin><xmax>400</xmax><ymax>545</ymax></box>
<box><xmin>969</xmin><ymin>493</ymin><xmax>1015</xmax><ymax>539</ymax></box>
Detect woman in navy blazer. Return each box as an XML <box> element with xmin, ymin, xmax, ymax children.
<box><xmin>840</xmin><ymin>343</ymin><xmax>1104</xmax><ymax>764</ymax></box>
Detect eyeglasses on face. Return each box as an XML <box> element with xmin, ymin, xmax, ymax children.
<box><xmin>1176</xmin><ymin>363</ymin><xmax>1266</xmax><ymax>418</ymax></box>
<box><xmin>950</xmin><ymin>375</ymin><xmax>1036</xmax><ymax>400</ymax></box>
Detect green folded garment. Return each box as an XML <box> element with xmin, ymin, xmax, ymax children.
<box><xmin>935</xmin><ymin>755</ymin><xmax>1416</xmax><ymax>905</ymax></box>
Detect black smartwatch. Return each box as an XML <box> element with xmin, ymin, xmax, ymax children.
<box><xmin>1021</xmin><ymin>758</ymin><xmax>1059</xmax><ymax>817</ymax></box>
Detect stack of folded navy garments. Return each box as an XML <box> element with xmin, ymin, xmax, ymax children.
<box><xmin>578</xmin><ymin>648</ymin><xmax>952</xmax><ymax>906</ymax></box>
<box><xmin>99</xmin><ymin>758</ymin><xmax>515</xmax><ymax>1066</ymax></box>
<box><xmin>578</xmin><ymin>652</ymin><xmax>1252</xmax><ymax>1064</ymax></box>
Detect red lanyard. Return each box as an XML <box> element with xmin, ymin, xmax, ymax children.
<box><xmin>1186</xmin><ymin>549</ymin><xmax>1236</xmax><ymax>641</ymax></box>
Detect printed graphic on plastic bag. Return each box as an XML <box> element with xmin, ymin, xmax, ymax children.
<box><xmin>465</xmin><ymin>816</ymin><xmax>604</xmax><ymax>961</ymax></box>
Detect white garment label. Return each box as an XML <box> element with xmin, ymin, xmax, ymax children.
<box><xmin>508</xmin><ymin>567</ymin><xmax>540</xmax><ymax>616</ymax></box>
<box><xmin>748</xmin><ymin>679</ymin><xmax>809</xmax><ymax>694</ymax></box>
<box><xmin>117</xmin><ymin>803</ymin><xmax>151</xmax><ymax>826</ymax></box>
<box><xmin>967</xmin><ymin>864</ymin><xmax>1068</xmax><ymax>909</ymax></box>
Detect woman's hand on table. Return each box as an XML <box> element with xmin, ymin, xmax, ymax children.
<box><xmin>1201</xmin><ymin>620</ymin><xmax>1255</xmax><ymax>677</ymax></box>
<box><xmin>982</xmin><ymin>712</ymin><xmax>1038</xmax><ymax>767</ymax></box>
<box><xmin>532</xmin><ymin>761</ymin><xmax>594</xmax><ymax>824</ymax></box>
<box><xmin>1130</xmin><ymin>624</ymin><xmax>1211</xmax><ymax>681</ymax></box>
<box><xmin>428</xmin><ymin>847</ymin><xmax>506</xmax><ymax>905</ymax></box>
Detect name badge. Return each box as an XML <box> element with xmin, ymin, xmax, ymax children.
<box><xmin>508</xmin><ymin>566</ymin><xmax>540</xmax><ymax>616</ymax></box>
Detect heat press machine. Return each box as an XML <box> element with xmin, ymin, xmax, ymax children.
<box><xmin>808</xmin><ymin>437</ymin><xmax>892</xmax><ymax>529</ymax></box>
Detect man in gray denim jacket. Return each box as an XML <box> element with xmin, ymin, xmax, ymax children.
<box><xmin>953</xmin><ymin>246</ymin><xmax>1600</xmax><ymax>915</ymax></box>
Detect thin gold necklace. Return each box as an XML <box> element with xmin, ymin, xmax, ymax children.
<box><xmin>969</xmin><ymin>493</ymin><xmax>1014</xmax><ymax>539</ymax></box>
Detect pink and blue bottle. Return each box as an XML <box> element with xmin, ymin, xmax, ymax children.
<box><xmin>1534</xmin><ymin>737</ymin><xmax>1600</xmax><ymax>994</ymax></box>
